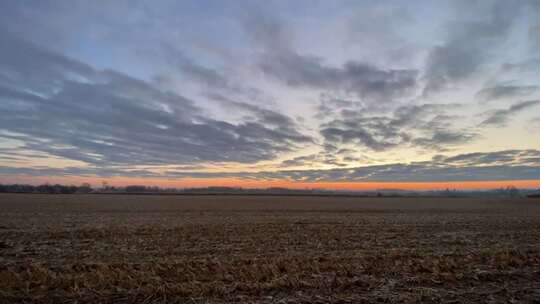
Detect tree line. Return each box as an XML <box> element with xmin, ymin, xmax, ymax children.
<box><xmin>0</xmin><ymin>183</ymin><xmax>93</xmax><ymax>194</ymax></box>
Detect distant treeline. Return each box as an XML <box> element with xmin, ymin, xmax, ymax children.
<box><xmin>0</xmin><ymin>183</ymin><xmax>539</xmax><ymax>197</ymax></box>
<box><xmin>0</xmin><ymin>183</ymin><xmax>93</xmax><ymax>194</ymax></box>
<box><xmin>0</xmin><ymin>184</ymin><xmax>336</xmax><ymax>195</ymax></box>
<box><xmin>0</xmin><ymin>184</ymin><xmax>177</xmax><ymax>194</ymax></box>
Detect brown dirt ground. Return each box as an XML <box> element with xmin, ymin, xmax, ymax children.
<box><xmin>1</xmin><ymin>194</ymin><xmax>540</xmax><ymax>303</ymax></box>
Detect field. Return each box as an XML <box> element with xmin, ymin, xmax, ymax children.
<box><xmin>1</xmin><ymin>194</ymin><xmax>540</xmax><ymax>303</ymax></box>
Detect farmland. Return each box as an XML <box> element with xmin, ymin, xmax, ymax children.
<box><xmin>1</xmin><ymin>194</ymin><xmax>540</xmax><ymax>303</ymax></box>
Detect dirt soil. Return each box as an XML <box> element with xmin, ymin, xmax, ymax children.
<box><xmin>1</xmin><ymin>194</ymin><xmax>540</xmax><ymax>303</ymax></box>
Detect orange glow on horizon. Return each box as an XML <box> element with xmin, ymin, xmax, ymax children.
<box><xmin>1</xmin><ymin>175</ymin><xmax>540</xmax><ymax>190</ymax></box>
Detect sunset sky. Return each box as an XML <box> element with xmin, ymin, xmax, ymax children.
<box><xmin>1</xmin><ymin>0</ymin><xmax>539</xmax><ymax>190</ymax></box>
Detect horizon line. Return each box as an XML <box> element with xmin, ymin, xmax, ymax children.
<box><xmin>2</xmin><ymin>179</ymin><xmax>540</xmax><ymax>191</ymax></box>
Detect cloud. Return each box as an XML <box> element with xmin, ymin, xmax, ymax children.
<box><xmin>319</xmin><ymin>103</ymin><xmax>475</xmax><ymax>152</ymax></box>
<box><xmin>480</xmin><ymin>100</ymin><xmax>540</xmax><ymax>127</ymax></box>
<box><xmin>259</xmin><ymin>55</ymin><xmax>419</xmax><ymax>102</ymax></box>
<box><xmin>242</xmin><ymin>11</ymin><xmax>418</xmax><ymax>103</ymax></box>
<box><xmin>177</xmin><ymin>150</ymin><xmax>540</xmax><ymax>182</ymax></box>
<box><xmin>3</xmin><ymin>150</ymin><xmax>539</xmax><ymax>183</ymax></box>
<box><xmin>440</xmin><ymin>149</ymin><xmax>540</xmax><ymax>166</ymax></box>
<box><xmin>314</xmin><ymin>96</ymin><xmax>369</xmax><ymax>121</ymax></box>
<box><xmin>0</xmin><ymin>1</ymin><xmax>539</xmax><ymax>184</ymax></box>
<box><xmin>241</xmin><ymin>9</ymin><xmax>292</xmax><ymax>53</ymax></box>
<box><xmin>422</xmin><ymin>0</ymin><xmax>524</xmax><ymax>96</ymax></box>
<box><xmin>279</xmin><ymin>149</ymin><xmax>374</xmax><ymax>168</ymax></box>
<box><xmin>476</xmin><ymin>85</ymin><xmax>538</xmax><ymax>102</ymax></box>
<box><xmin>345</xmin><ymin>3</ymin><xmax>418</xmax><ymax>64</ymax></box>
<box><xmin>159</xmin><ymin>45</ymin><xmax>230</xmax><ymax>89</ymax></box>
<box><xmin>530</xmin><ymin>23</ymin><xmax>540</xmax><ymax>51</ymax></box>
<box><xmin>527</xmin><ymin>117</ymin><xmax>540</xmax><ymax>132</ymax></box>
<box><xmin>412</xmin><ymin>130</ymin><xmax>476</xmax><ymax>151</ymax></box>
<box><xmin>152</xmin><ymin>43</ymin><xmax>249</xmax><ymax>95</ymax></box>
<box><xmin>280</xmin><ymin>154</ymin><xmax>319</xmax><ymax>167</ymax></box>
<box><xmin>205</xmin><ymin>93</ymin><xmax>312</xmax><ymax>141</ymax></box>
<box><xmin>0</xmin><ymin>31</ymin><xmax>312</xmax><ymax>167</ymax></box>
<box><xmin>501</xmin><ymin>58</ymin><xmax>540</xmax><ymax>74</ymax></box>
<box><xmin>279</xmin><ymin>150</ymin><xmax>354</xmax><ymax>168</ymax></box>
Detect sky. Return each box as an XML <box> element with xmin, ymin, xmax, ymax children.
<box><xmin>0</xmin><ymin>0</ymin><xmax>539</xmax><ymax>190</ymax></box>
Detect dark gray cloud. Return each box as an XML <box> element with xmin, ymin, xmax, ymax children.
<box><xmin>3</xmin><ymin>150</ymin><xmax>539</xmax><ymax>182</ymax></box>
<box><xmin>160</xmin><ymin>45</ymin><xmax>230</xmax><ymax>89</ymax></box>
<box><xmin>530</xmin><ymin>24</ymin><xmax>540</xmax><ymax>51</ymax></box>
<box><xmin>280</xmin><ymin>154</ymin><xmax>319</xmax><ymax>167</ymax></box>
<box><xmin>480</xmin><ymin>100</ymin><xmax>540</xmax><ymax>127</ymax></box>
<box><xmin>320</xmin><ymin>124</ymin><xmax>404</xmax><ymax>152</ymax></box>
<box><xmin>412</xmin><ymin>130</ymin><xmax>476</xmax><ymax>151</ymax></box>
<box><xmin>476</xmin><ymin>85</ymin><xmax>538</xmax><ymax>102</ymax></box>
<box><xmin>501</xmin><ymin>58</ymin><xmax>540</xmax><ymax>74</ymax></box>
<box><xmin>242</xmin><ymin>11</ymin><xmax>418</xmax><ymax>103</ymax></box>
<box><xmin>279</xmin><ymin>151</ymin><xmax>351</xmax><ymax>168</ymax></box>
<box><xmin>423</xmin><ymin>0</ymin><xmax>524</xmax><ymax>96</ymax></box>
<box><xmin>150</xmin><ymin>43</ymin><xmax>275</xmax><ymax>115</ymax></box>
<box><xmin>0</xmin><ymin>31</ymin><xmax>311</xmax><ymax>167</ymax></box>
<box><xmin>152</xmin><ymin>43</ymin><xmax>244</xmax><ymax>94</ymax></box>
<box><xmin>319</xmin><ymin>103</ymin><xmax>474</xmax><ymax>152</ymax></box>
<box><xmin>315</xmin><ymin>97</ymin><xmax>360</xmax><ymax>120</ymax></box>
<box><xmin>440</xmin><ymin>150</ymin><xmax>540</xmax><ymax>166</ymax></box>
<box><xmin>278</xmin><ymin>148</ymin><xmax>374</xmax><ymax>168</ymax></box>
<box><xmin>527</xmin><ymin>1</ymin><xmax>540</xmax><ymax>51</ymax></box>
<box><xmin>259</xmin><ymin>54</ymin><xmax>419</xmax><ymax>102</ymax></box>
<box><xmin>205</xmin><ymin>93</ymin><xmax>311</xmax><ymax>140</ymax></box>
<box><xmin>241</xmin><ymin>9</ymin><xmax>292</xmax><ymax>52</ymax></box>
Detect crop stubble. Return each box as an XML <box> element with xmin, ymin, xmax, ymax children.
<box><xmin>1</xmin><ymin>194</ymin><xmax>540</xmax><ymax>303</ymax></box>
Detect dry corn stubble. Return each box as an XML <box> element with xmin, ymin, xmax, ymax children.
<box><xmin>1</xmin><ymin>194</ymin><xmax>540</xmax><ymax>303</ymax></box>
